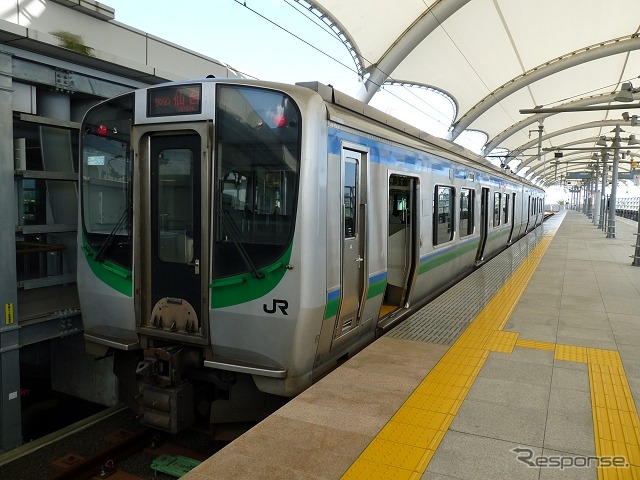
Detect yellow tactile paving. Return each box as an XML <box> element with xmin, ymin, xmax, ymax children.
<box><xmin>485</xmin><ymin>330</ymin><xmax>519</xmax><ymax>353</ymax></box>
<box><xmin>342</xmin><ymin>222</ymin><xmax>639</xmax><ymax>480</ymax></box>
<box><xmin>516</xmin><ymin>338</ymin><xmax>555</xmax><ymax>350</ymax></box>
<box><xmin>378</xmin><ymin>421</ymin><xmax>446</xmax><ymax>452</ymax></box>
<box><xmin>555</xmin><ymin>344</ymin><xmax>588</xmax><ymax>363</ymax></box>
<box><xmin>583</xmin><ymin>347</ymin><xmax>640</xmax><ymax>478</ymax></box>
<box><xmin>341</xmin><ymin>458</ymin><xmax>418</xmax><ymax>480</ymax></box>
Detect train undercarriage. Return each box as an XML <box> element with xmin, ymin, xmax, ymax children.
<box><xmin>112</xmin><ymin>346</ymin><xmax>287</xmax><ymax>434</ymax></box>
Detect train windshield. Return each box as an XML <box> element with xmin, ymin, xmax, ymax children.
<box><xmin>214</xmin><ymin>85</ymin><xmax>301</xmax><ymax>278</ymax></box>
<box><xmin>80</xmin><ymin>93</ymin><xmax>134</xmax><ymax>269</ymax></box>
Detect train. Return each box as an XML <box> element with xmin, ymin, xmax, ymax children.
<box><xmin>78</xmin><ymin>78</ymin><xmax>545</xmax><ymax>433</ymax></box>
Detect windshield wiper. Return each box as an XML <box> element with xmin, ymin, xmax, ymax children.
<box><xmin>220</xmin><ymin>210</ymin><xmax>265</xmax><ymax>279</ymax></box>
<box><xmin>95</xmin><ymin>206</ymin><xmax>132</xmax><ymax>263</ymax></box>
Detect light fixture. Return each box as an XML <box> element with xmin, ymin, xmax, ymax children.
<box><xmin>629</xmin><ymin>134</ymin><xmax>640</xmax><ymax>146</ymax></box>
<box><xmin>622</xmin><ymin>112</ymin><xmax>630</xmax><ymax>121</ymax></box>
<box><xmin>615</xmin><ymin>82</ymin><xmax>635</xmax><ymax>102</ymax></box>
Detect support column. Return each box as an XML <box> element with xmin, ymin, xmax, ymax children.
<box><xmin>599</xmin><ymin>150</ymin><xmax>608</xmax><ymax>230</ymax></box>
<box><xmin>607</xmin><ymin>126</ymin><xmax>621</xmax><ymax>238</ymax></box>
<box><xmin>0</xmin><ymin>52</ymin><xmax>23</xmax><ymax>452</ymax></box>
<box><xmin>592</xmin><ymin>164</ymin><xmax>600</xmax><ymax>226</ymax></box>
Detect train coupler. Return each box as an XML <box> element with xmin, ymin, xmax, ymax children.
<box><xmin>139</xmin><ymin>382</ymin><xmax>194</xmax><ymax>434</ymax></box>
<box><xmin>135</xmin><ymin>346</ymin><xmax>200</xmax><ymax>388</ymax></box>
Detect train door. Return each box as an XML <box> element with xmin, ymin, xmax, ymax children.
<box><xmin>137</xmin><ymin>127</ymin><xmax>209</xmax><ymax>341</ymax></box>
<box><xmin>380</xmin><ymin>174</ymin><xmax>418</xmax><ymax>318</ymax></box>
<box><xmin>334</xmin><ymin>148</ymin><xmax>367</xmax><ymax>339</ymax></box>
<box><xmin>475</xmin><ymin>187</ymin><xmax>490</xmax><ymax>264</ymax></box>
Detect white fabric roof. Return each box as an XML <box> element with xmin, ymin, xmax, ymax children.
<box><xmin>306</xmin><ymin>0</ymin><xmax>640</xmax><ymax>185</ymax></box>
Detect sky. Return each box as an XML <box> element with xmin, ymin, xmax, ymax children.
<box><xmin>103</xmin><ymin>0</ymin><xmax>361</xmax><ymax>95</ymax></box>
<box><xmin>103</xmin><ymin>0</ymin><xmax>458</xmax><ymax>139</ymax></box>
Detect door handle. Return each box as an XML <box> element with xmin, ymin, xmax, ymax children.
<box><xmin>188</xmin><ymin>259</ymin><xmax>200</xmax><ymax>275</ymax></box>
<box><xmin>355</xmin><ymin>256</ymin><xmax>364</xmax><ymax>268</ymax></box>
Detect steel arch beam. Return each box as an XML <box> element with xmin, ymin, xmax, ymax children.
<box><xmin>531</xmin><ymin>156</ymin><xmax>633</xmax><ymax>178</ymax></box>
<box><xmin>528</xmin><ymin>153</ymin><xmax>603</xmax><ymax>177</ymax></box>
<box><xmin>483</xmin><ymin>93</ymin><xmax>620</xmax><ymax>155</ymax></box>
<box><xmin>519</xmin><ymin>136</ymin><xmax>603</xmax><ymax>171</ymax></box>
<box><xmin>303</xmin><ymin>1</ymin><xmax>366</xmax><ymax>77</ymax></box>
<box><xmin>448</xmin><ymin>34</ymin><xmax>640</xmax><ymax>141</ymax></box>
<box><xmin>357</xmin><ymin>0</ymin><xmax>472</xmax><ymax>103</ymax></box>
<box><xmin>513</xmin><ymin>120</ymin><xmax>625</xmax><ymax>170</ymax></box>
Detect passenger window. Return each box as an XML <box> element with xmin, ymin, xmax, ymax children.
<box><xmin>434</xmin><ymin>186</ymin><xmax>454</xmax><ymax>245</ymax></box>
<box><xmin>504</xmin><ymin>194</ymin><xmax>510</xmax><ymax>224</ymax></box>
<box><xmin>157</xmin><ymin>148</ymin><xmax>194</xmax><ymax>264</ymax></box>
<box><xmin>493</xmin><ymin>192</ymin><xmax>501</xmax><ymax>226</ymax></box>
<box><xmin>343</xmin><ymin>160</ymin><xmax>358</xmax><ymax>238</ymax></box>
<box><xmin>460</xmin><ymin>188</ymin><xmax>474</xmax><ymax>237</ymax></box>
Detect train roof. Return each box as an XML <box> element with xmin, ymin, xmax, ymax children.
<box><xmin>296</xmin><ymin>81</ymin><xmax>543</xmax><ymax>192</ymax></box>
<box><xmin>103</xmin><ymin>77</ymin><xmax>542</xmax><ymax>192</ymax></box>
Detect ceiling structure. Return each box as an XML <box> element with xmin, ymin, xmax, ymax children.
<box><xmin>302</xmin><ymin>0</ymin><xmax>640</xmax><ymax>187</ymax></box>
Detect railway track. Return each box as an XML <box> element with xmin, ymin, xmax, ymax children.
<box><xmin>0</xmin><ymin>405</ymin><xmax>227</xmax><ymax>480</ymax></box>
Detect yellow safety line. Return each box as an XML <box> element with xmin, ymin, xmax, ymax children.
<box><xmin>342</xmin><ymin>224</ymin><xmax>640</xmax><ymax>480</ymax></box>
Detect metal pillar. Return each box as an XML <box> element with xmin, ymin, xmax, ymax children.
<box><xmin>633</xmin><ymin>201</ymin><xmax>640</xmax><ymax>266</ymax></box>
<box><xmin>599</xmin><ymin>150</ymin><xmax>608</xmax><ymax>230</ymax></box>
<box><xmin>607</xmin><ymin>125</ymin><xmax>621</xmax><ymax>238</ymax></box>
<box><xmin>577</xmin><ymin>187</ymin><xmax>581</xmax><ymax>211</ymax></box>
<box><xmin>604</xmin><ymin>195</ymin><xmax>610</xmax><ymax>233</ymax></box>
<box><xmin>0</xmin><ymin>52</ymin><xmax>23</xmax><ymax>452</ymax></box>
<box><xmin>633</xmin><ymin>202</ymin><xmax>640</xmax><ymax>266</ymax></box>
<box><xmin>592</xmin><ymin>163</ymin><xmax>600</xmax><ymax>225</ymax></box>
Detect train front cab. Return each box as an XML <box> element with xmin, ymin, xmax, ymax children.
<box><xmin>79</xmin><ymin>81</ymin><xmax>320</xmax><ymax>432</ymax></box>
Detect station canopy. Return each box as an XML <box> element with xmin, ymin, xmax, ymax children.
<box><xmin>304</xmin><ymin>0</ymin><xmax>640</xmax><ymax>187</ymax></box>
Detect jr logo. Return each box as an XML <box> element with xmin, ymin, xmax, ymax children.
<box><xmin>263</xmin><ymin>299</ymin><xmax>289</xmax><ymax>315</ymax></box>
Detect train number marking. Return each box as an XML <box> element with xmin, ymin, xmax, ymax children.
<box><xmin>263</xmin><ymin>299</ymin><xmax>289</xmax><ymax>315</ymax></box>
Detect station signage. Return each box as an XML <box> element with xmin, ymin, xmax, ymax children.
<box><xmin>565</xmin><ymin>172</ymin><xmax>592</xmax><ymax>179</ymax></box>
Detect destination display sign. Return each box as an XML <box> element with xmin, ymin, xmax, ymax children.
<box><xmin>148</xmin><ymin>84</ymin><xmax>202</xmax><ymax>117</ymax></box>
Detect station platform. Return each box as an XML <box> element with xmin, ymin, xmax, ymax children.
<box><xmin>184</xmin><ymin>210</ymin><xmax>640</xmax><ymax>480</ymax></box>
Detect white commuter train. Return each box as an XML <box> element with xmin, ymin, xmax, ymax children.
<box><xmin>78</xmin><ymin>79</ymin><xmax>545</xmax><ymax>432</ymax></box>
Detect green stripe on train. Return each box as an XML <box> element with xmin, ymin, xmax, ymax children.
<box><xmin>81</xmin><ymin>236</ymin><xmax>132</xmax><ymax>296</ymax></box>
<box><xmin>418</xmin><ymin>239</ymin><xmax>479</xmax><ymax>274</ymax></box>
<box><xmin>323</xmin><ymin>278</ymin><xmax>386</xmax><ymax>320</ymax></box>
<box><xmin>324</xmin><ymin>297</ymin><xmax>340</xmax><ymax>320</ymax></box>
<box><xmin>418</xmin><ymin>229</ymin><xmax>510</xmax><ymax>274</ymax></box>
<box><xmin>209</xmin><ymin>245</ymin><xmax>293</xmax><ymax>308</ymax></box>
